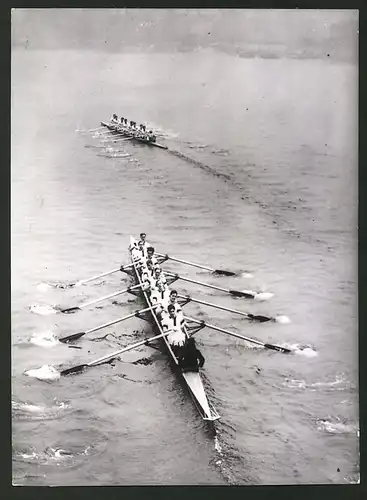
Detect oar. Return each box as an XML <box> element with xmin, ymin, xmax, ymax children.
<box><xmin>58</xmin><ymin>305</ymin><xmax>155</xmax><ymax>343</ymax></box>
<box><xmin>60</xmin><ymin>330</ymin><xmax>170</xmax><ymax>376</ymax></box>
<box><xmin>82</xmin><ymin>126</ymin><xmax>105</xmax><ymax>133</ymax></box>
<box><xmin>71</xmin><ymin>264</ymin><xmax>132</xmax><ymax>287</ymax></box>
<box><xmin>156</xmin><ymin>253</ymin><xmax>237</xmax><ymax>276</ymax></box>
<box><xmin>178</xmin><ymin>295</ymin><xmax>274</xmax><ymax>322</ymax></box>
<box><xmin>60</xmin><ymin>284</ymin><xmax>142</xmax><ymax>313</ymax></box>
<box><xmin>165</xmin><ymin>272</ymin><xmax>256</xmax><ymax>299</ymax></box>
<box><xmin>185</xmin><ymin>316</ymin><xmax>291</xmax><ymax>354</ymax></box>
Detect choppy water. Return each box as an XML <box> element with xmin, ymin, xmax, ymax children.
<box><xmin>12</xmin><ymin>48</ymin><xmax>358</xmax><ymax>485</ymax></box>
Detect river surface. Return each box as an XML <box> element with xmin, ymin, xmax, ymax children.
<box><xmin>11</xmin><ymin>48</ymin><xmax>358</xmax><ymax>485</ymax></box>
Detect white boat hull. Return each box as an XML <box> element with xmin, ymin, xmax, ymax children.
<box><xmin>129</xmin><ymin>236</ymin><xmax>220</xmax><ymax>422</ymax></box>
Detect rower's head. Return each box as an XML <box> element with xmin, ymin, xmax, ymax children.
<box><xmin>155</xmin><ymin>266</ymin><xmax>162</xmax><ymax>276</ymax></box>
<box><xmin>167</xmin><ymin>304</ymin><xmax>176</xmax><ymax>317</ymax></box>
<box><xmin>140</xmin><ymin>232</ymin><xmax>147</xmax><ymax>242</ymax></box>
<box><xmin>147</xmin><ymin>246</ymin><xmax>155</xmax><ymax>258</ymax></box>
<box><xmin>169</xmin><ymin>290</ymin><xmax>178</xmax><ymax>302</ymax></box>
<box><xmin>157</xmin><ymin>281</ymin><xmax>166</xmax><ymax>293</ymax></box>
<box><xmin>143</xmin><ymin>279</ymin><xmax>151</xmax><ymax>290</ymax></box>
<box><xmin>146</xmin><ymin>259</ymin><xmax>153</xmax><ymax>270</ymax></box>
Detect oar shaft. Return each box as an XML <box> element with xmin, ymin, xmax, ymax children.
<box><xmin>165</xmin><ymin>272</ymin><xmax>228</xmax><ymax>293</ymax></box>
<box><xmin>80</xmin><ymin>284</ymin><xmax>141</xmax><ymax>309</ymax></box>
<box><xmin>157</xmin><ymin>254</ymin><xmax>214</xmax><ymax>272</ymax></box>
<box><xmin>75</xmin><ymin>267</ymin><xmax>121</xmax><ymax>286</ymax></box>
<box><xmin>87</xmin><ymin>331</ymin><xmax>169</xmax><ymax>367</ymax></box>
<box><xmin>179</xmin><ymin>295</ymin><xmax>249</xmax><ymax>318</ymax></box>
<box><xmin>85</xmin><ymin>305</ymin><xmax>153</xmax><ymax>335</ymax></box>
<box><xmin>185</xmin><ymin>317</ymin><xmax>264</xmax><ymax>347</ymax></box>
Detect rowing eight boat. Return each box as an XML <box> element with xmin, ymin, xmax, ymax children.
<box><xmin>100</xmin><ymin>121</ymin><xmax>168</xmax><ymax>150</ymax></box>
<box><xmin>127</xmin><ymin>236</ymin><xmax>220</xmax><ymax>422</ymax></box>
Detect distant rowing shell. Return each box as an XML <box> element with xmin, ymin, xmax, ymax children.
<box><xmin>100</xmin><ymin>122</ymin><xmax>168</xmax><ymax>150</ymax></box>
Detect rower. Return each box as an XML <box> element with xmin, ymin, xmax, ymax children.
<box><xmin>147</xmin><ymin>246</ymin><xmax>158</xmax><ymax>266</ymax></box>
<box><xmin>154</xmin><ymin>267</ymin><xmax>167</xmax><ymax>287</ymax></box>
<box><xmin>137</xmin><ymin>239</ymin><xmax>147</xmax><ymax>258</ymax></box>
<box><xmin>162</xmin><ymin>304</ymin><xmax>186</xmax><ymax>356</ymax></box>
<box><xmin>111</xmin><ymin>114</ymin><xmax>119</xmax><ymax>123</ymax></box>
<box><xmin>163</xmin><ymin>289</ymin><xmax>182</xmax><ymax>315</ymax></box>
<box><xmin>120</xmin><ymin>117</ymin><xmax>125</xmax><ymax>125</ymax></box>
<box><xmin>179</xmin><ymin>337</ymin><xmax>205</xmax><ymax>373</ymax></box>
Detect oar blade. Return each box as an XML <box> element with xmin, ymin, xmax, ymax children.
<box><xmin>229</xmin><ymin>289</ymin><xmax>255</xmax><ymax>299</ymax></box>
<box><xmin>249</xmin><ymin>314</ymin><xmax>273</xmax><ymax>323</ymax></box>
<box><xmin>59</xmin><ymin>332</ymin><xmax>86</xmax><ymax>343</ymax></box>
<box><xmin>60</xmin><ymin>364</ymin><xmax>87</xmax><ymax>376</ymax></box>
<box><xmin>213</xmin><ymin>269</ymin><xmax>236</xmax><ymax>277</ymax></box>
<box><xmin>264</xmin><ymin>343</ymin><xmax>292</xmax><ymax>354</ymax></box>
<box><xmin>60</xmin><ymin>306</ymin><xmax>81</xmax><ymax>314</ymax></box>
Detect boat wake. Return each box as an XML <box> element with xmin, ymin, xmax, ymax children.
<box><xmin>24</xmin><ymin>365</ymin><xmax>61</xmax><ymax>381</ymax></box>
<box><xmin>29</xmin><ymin>304</ymin><xmax>58</xmax><ymax>315</ymax></box>
<box><xmin>316</xmin><ymin>416</ymin><xmax>359</xmax><ymax>435</ymax></box>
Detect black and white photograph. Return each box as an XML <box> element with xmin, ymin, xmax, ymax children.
<box><xmin>11</xmin><ymin>8</ymin><xmax>359</xmax><ymax>486</ymax></box>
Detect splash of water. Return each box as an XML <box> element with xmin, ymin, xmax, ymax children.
<box><xmin>24</xmin><ymin>365</ymin><xmax>60</xmax><ymax>381</ymax></box>
<box><xmin>275</xmin><ymin>315</ymin><xmax>291</xmax><ymax>324</ymax></box>
<box><xmin>30</xmin><ymin>330</ymin><xmax>59</xmax><ymax>347</ymax></box>
<box><xmin>29</xmin><ymin>304</ymin><xmax>57</xmax><ymax>316</ymax></box>
<box><xmin>240</xmin><ymin>272</ymin><xmax>254</xmax><ymax>279</ymax></box>
<box><xmin>254</xmin><ymin>291</ymin><xmax>274</xmax><ymax>301</ymax></box>
<box><xmin>36</xmin><ymin>282</ymin><xmax>52</xmax><ymax>292</ymax></box>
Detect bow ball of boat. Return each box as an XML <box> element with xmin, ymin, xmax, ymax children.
<box><xmin>101</xmin><ymin>121</ymin><xmax>168</xmax><ymax>149</ymax></box>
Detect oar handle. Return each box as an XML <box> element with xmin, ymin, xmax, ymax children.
<box><xmin>87</xmin><ymin>330</ymin><xmax>170</xmax><ymax>367</ymax></box>
<box><xmin>80</xmin><ymin>284</ymin><xmax>141</xmax><ymax>309</ymax></box>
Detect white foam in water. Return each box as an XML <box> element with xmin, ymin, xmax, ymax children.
<box><xmin>20</xmin><ymin>452</ymin><xmax>38</xmax><ymax>459</ymax></box>
<box><xmin>36</xmin><ymin>282</ymin><xmax>52</xmax><ymax>292</ymax></box>
<box><xmin>30</xmin><ymin>330</ymin><xmax>59</xmax><ymax>347</ymax></box>
<box><xmin>25</xmin><ymin>365</ymin><xmax>60</xmax><ymax>381</ymax></box>
<box><xmin>30</xmin><ymin>304</ymin><xmax>57</xmax><ymax>315</ymax></box>
<box><xmin>293</xmin><ymin>345</ymin><xmax>318</xmax><ymax>357</ymax></box>
<box><xmin>240</xmin><ymin>272</ymin><xmax>254</xmax><ymax>279</ymax></box>
<box><xmin>214</xmin><ymin>435</ymin><xmax>223</xmax><ymax>454</ymax></box>
<box><xmin>275</xmin><ymin>315</ymin><xmax>291</xmax><ymax>324</ymax></box>
<box><xmin>254</xmin><ymin>292</ymin><xmax>274</xmax><ymax>301</ymax></box>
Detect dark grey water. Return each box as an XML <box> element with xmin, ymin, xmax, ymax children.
<box><xmin>12</xmin><ymin>47</ymin><xmax>358</xmax><ymax>485</ymax></box>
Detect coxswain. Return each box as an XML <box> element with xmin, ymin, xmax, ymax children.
<box><xmin>162</xmin><ymin>304</ymin><xmax>186</xmax><ymax>356</ymax></box>
<box><xmin>179</xmin><ymin>337</ymin><xmax>205</xmax><ymax>373</ymax></box>
<box><xmin>111</xmin><ymin>114</ymin><xmax>119</xmax><ymax>123</ymax></box>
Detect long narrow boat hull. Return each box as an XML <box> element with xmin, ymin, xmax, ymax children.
<box><xmin>129</xmin><ymin>236</ymin><xmax>220</xmax><ymax>422</ymax></box>
<box><xmin>100</xmin><ymin>122</ymin><xmax>168</xmax><ymax>150</ymax></box>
